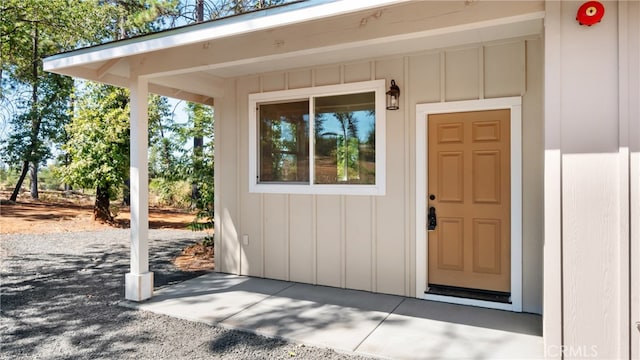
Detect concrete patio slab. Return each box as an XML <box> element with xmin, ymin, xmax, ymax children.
<box><xmin>357</xmin><ymin>298</ymin><xmax>544</xmax><ymax>360</ymax></box>
<box><xmin>221</xmin><ymin>283</ymin><xmax>404</xmax><ymax>351</ymax></box>
<box><xmin>123</xmin><ymin>273</ymin><xmax>543</xmax><ymax>360</ymax></box>
<box><xmin>123</xmin><ymin>272</ymin><xmax>294</xmax><ymax>325</ymax></box>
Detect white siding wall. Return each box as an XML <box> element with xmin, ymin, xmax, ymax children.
<box><xmin>544</xmin><ymin>1</ymin><xmax>640</xmax><ymax>358</ymax></box>
<box><xmin>216</xmin><ymin>38</ymin><xmax>544</xmax><ymax>313</ymax></box>
<box><xmin>629</xmin><ymin>2</ymin><xmax>640</xmax><ymax>357</ymax></box>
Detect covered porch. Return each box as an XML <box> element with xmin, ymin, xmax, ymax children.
<box><xmin>43</xmin><ymin>0</ymin><xmax>548</xmax><ymax>308</ymax></box>
<box><xmin>43</xmin><ymin>0</ymin><xmax>640</xmax><ymax>358</ymax></box>
<box><xmin>123</xmin><ymin>272</ymin><xmax>543</xmax><ymax>359</ymax></box>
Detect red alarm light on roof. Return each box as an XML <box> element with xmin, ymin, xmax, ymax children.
<box><xmin>577</xmin><ymin>1</ymin><xmax>604</xmax><ymax>26</ymax></box>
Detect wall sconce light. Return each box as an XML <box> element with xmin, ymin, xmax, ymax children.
<box><xmin>386</xmin><ymin>79</ymin><xmax>400</xmax><ymax>110</ymax></box>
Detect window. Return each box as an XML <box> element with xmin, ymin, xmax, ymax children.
<box><xmin>259</xmin><ymin>100</ymin><xmax>310</xmax><ymax>182</ymax></box>
<box><xmin>249</xmin><ymin>80</ymin><xmax>386</xmax><ymax>195</ymax></box>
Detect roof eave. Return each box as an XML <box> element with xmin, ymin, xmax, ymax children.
<box><xmin>43</xmin><ymin>0</ymin><xmax>411</xmax><ymax>74</ymax></box>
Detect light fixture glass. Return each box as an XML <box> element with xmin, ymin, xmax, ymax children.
<box><xmin>386</xmin><ymin>79</ymin><xmax>400</xmax><ymax>110</ymax></box>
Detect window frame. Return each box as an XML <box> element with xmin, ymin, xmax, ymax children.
<box><xmin>249</xmin><ymin>79</ymin><xmax>386</xmax><ymax>195</ymax></box>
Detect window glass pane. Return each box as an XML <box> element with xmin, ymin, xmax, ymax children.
<box><xmin>314</xmin><ymin>92</ymin><xmax>376</xmax><ymax>184</ymax></box>
<box><xmin>259</xmin><ymin>101</ymin><xmax>309</xmax><ymax>182</ymax></box>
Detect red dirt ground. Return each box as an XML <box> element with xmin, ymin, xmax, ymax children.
<box><xmin>0</xmin><ymin>192</ymin><xmax>214</xmax><ymax>271</ymax></box>
<box><xmin>0</xmin><ymin>199</ymin><xmax>195</xmax><ymax>234</ymax></box>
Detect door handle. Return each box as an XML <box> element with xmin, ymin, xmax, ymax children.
<box><xmin>428</xmin><ymin>206</ymin><xmax>437</xmax><ymax>231</ymax></box>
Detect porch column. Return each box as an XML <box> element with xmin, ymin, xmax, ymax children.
<box><xmin>542</xmin><ymin>1</ymin><xmax>562</xmax><ymax>357</ymax></box>
<box><xmin>125</xmin><ymin>72</ymin><xmax>153</xmax><ymax>301</ymax></box>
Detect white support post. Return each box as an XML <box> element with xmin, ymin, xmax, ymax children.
<box><xmin>125</xmin><ymin>71</ymin><xmax>153</xmax><ymax>301</ymax></box>
<box><xmin>542</xmin><ymin>2</ymin><xmax>563</xmax><ymax>357</ymax></box>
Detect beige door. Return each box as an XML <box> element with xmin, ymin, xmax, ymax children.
<box><xmin>427</xmin><ymin>109</ymin><xmax>511</xmax><ymax>293</ymax></box>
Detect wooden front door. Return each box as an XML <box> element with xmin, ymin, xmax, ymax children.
<box><xmin>427</xmin><ymin>109</ymin><xmax>511</xmax><ymax>293</ymax></box>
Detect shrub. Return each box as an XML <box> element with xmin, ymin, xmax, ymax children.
<box><xmin>149</xmin><ymin>178</ymin><xmax>191</xmax><ymax>208</ymax></box>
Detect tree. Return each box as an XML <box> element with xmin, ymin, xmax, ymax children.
<box><xmin>100</xmin><ymin>0</ymin><xmax>179</xmax><ymax>40</ymax></box>
<box><xmin>2</xmin><ymin>74</ymin><xmax>73</xmax><ymax>199</ymax></box>
<box><xmin>63</xmin><ymin>83</ymin><xmax>171</xmax><ymax>222</ymax></box>
<box><xmin>1</xmin><ymin>0</ymin><xmax>112</xmax><ymax>201</ymax></box>
<box><xmin>334</xmin><ymin>112</ymin><xmax>359</xmax><ymax>181</ymax></box>
<box><xmin>148</xmin><ymin>97</ymin><xmax>177</xmax><ymax>179</ymax></box>
<box><xmin>62</xmin><ymin>84</ymin><xmax>131</xmax><ymax>222</ymax></box>
<box><xmin>182</xmin><ymin>103</ymin><xmax>214</xmax><ymax>240</ymax></box>
<box><xmin>156</xmin><ymin>1</ymin><xmax>293</xmax><ymax>207</ymax></box>
<box><xmin>170</xmin><ymin>0</ymin><xmax>292</xmax><ymax>25</ymax></box>
<box><xmin>169</xmin><ymin>1</ymin><xmax>292</xmax><ymax>203</ymax></box>
<box><xmin>60</xmin><ymin>0</ymin><xmax>178</xmax><ymax>217</ymax></box>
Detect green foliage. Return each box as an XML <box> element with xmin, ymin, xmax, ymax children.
<box><xmin>149</xmin><ymin>178</ymin><xmax>191</xmax><ymax>207</ymax></box>
<box><xmin>2</xmin><ymin>0</ymin><xmax>297</xmax><ymax>219</ymax></box>
<box><xmin>0</xmin><ymin>165</ymin><xmax>19</xmax><ymax>190</ymax></box>
<box><xmin>172</xmin><ymin>0</ymin><xmax>293</xmax><ymax>24</ymax></box>
<box><xmin>336</xmin><ymin>136</ymin><xmax>360</xmax><ymax>181</ymax></box>
<box><xmin>1</xmin><ymin>0</ymin><xmax>118</xmax><ymax>199</ymax></box>
<box><xmin>1</xmin><ymin>74</ymin><xmax>73</xmax><ymax>169</ymax></box>
<box><xmin>38</xmin><ymin>164</ymin><xmax>64</xmax><ymax>191</ymax></box>
<box><xmin>63</xmin><ymin>83</ymin><xmax>173</xmax><ymax>198</ymax></box>
<box><xmin>99</xmin><ymin>0</ymin><xmax>180</xmax><ymax>40</ymax></box>
<box><xmin>181</xmin><ymin>103</ymin><xmax>215</xmax><ymax>236</ymax></box>
<box><xmin>149</xmin><ymin>97</ymin><xmax>180</xmax><ymax>180</ymax></box>
<box><xmin>188</xmin><ymin>152</ymin><xmax>214</xmax><ymax>236</ymax></box>
<box><xmin>62</xmin><ymin>83</ymin><xmax>131</xmax><ymax>200</ymax></box>
<box><xmin>1</xmin><ymin>0</ymin><xmax>112</xmax><ymax>77</ymax></box>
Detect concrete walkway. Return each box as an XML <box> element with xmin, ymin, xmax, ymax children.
<box><xmin>123</xmin><ymin>272</ymin><xmax>543</xmax><ymax>359</ymax></box>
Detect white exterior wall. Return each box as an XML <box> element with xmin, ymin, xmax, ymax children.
<box><xmin>629</xmin><ymin>1</ymin><xmax>640</xmax><ymax>357</ymax></box>
<box><xmin>544</xmin><ymin>1</ymin><xmax>640</xmax><ymax>358</ymax></box>
<box><xmin>215</xmin><ymin>38</ymin><xmax>544</xmax><ymax>313</ymax></box>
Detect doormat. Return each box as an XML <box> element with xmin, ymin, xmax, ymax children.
<box><xmin>426</xmin><ymin>284</ymin><xmax>511</xmax><ymax>304</ymax></box>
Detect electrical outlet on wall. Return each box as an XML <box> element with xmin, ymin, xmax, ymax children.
<box><xmin>242</xmin><ymin>235</ymin><xmax>249</xmax><ymax>245</ymax></box>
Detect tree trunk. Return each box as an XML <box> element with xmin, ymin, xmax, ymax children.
<box><xmin>9</xmin><ymin>161</ymin><xmax>29</xmax><ymax>202</ymax></box>
<box><xmin>30</xmin><ymin>162</ymin><xmax>39</xmax><ymax>199</ymax></box>
<box><xmin>196</xmin><ymin>0</ymin><xmax>204</xmax><ymax>22</ymax></box>
<box><xmin>10</xmin><ymin>23</ymin><xmax>42</xmax><ymax>202</ymax></box>
<box><xmin>63</xmin><ymin>152</ymin><xmax>72</xmax><ymax>192</ymax></box>
<box><xmin>94</xmin><ymin>185</ymin><xmax>113</xmax><ymax>223</ymax></box>
<box><xmin>29</xmin><ymin>22</ymin><xmax>40</xmax><ymax>200</ymax></box>
<box><xmin>122</xmin><ymin>178</ymin><xmax>130</xmax><ymax>206</ymax></box>
<box><xmin>191</xmin><ymin>134</ymin><xmax>204</xmax><ymax>206</ymax></box>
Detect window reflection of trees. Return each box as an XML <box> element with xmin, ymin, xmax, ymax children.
<box><xmin>259</xmin><ymin>102</ymin><xmax>309</xmax><ymax>182</ymax></box>
<box><xmin>259</xmin><ymin>92</ymin><xmax>376</xmax><ymax>185</ymax></box>
<box><xmin>315</xmin><ymin>106</ymin><xmax>375</xmax><ymax>185</ymax></box>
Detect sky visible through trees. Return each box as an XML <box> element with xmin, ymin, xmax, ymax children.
<box><xmin>0</xmin><ymin>0</ymin><xmax>294</xmax><ymax>221</ymax></box>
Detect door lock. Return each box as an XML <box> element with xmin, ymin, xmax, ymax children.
<box><xmin>428</xmin><ymin>206</ymin><xmax>437</xmax><ymax>231</ymax></box>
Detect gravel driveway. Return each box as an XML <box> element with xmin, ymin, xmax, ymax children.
<box><xmin>0</xmin><ymin>229</ymin><xmax>372</xmax><ymax>359</ymax></box>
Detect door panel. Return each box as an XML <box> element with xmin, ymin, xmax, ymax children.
<box><xmin>437</xmin><ymin>217</ymin><xmax>464</xmax><ymax>271</ymax></box>
<box><xmin>472</xmin><ymin>219</ymin><xmax>501</xmax><ymax>274</ymax></box>
<box><xmin>438</xmin><ymin>152</ymin><xmax>464</xmax><ymax>202</ymax></box>
<box><xmin>472</xmin><ymin>150</ymin><xmax>501</xmax><ymax>203</ymax></box>
<box><xmin>428</xmin><ymin>109</ymin><xmax>511</xmax><ymax>293</ymax></box>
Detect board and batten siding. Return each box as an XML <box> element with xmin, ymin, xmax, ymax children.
<box><xmin>543</xmin><ymin>1</ymin><xmax>640</xmax><ymax>358</ymax></box>
<box><xmin>215</xmin><ymin>38</ymin><xmax>543</xmax><ymax>314</ymax></box>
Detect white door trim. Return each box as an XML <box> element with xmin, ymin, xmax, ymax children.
<box><xmin>415</xmin><ymin>97</ymin><xmax>522</xmax><ymax>312</ymax></box>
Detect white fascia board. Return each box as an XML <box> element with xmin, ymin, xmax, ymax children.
<box><xmin>43</xmin><ymin>0</ymin><xmax>411</xmax><ymax>72</ymax></box>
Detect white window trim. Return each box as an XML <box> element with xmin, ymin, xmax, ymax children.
<box><xmin>249</xmin><ymin>79</ymin><xmax>386</xmax><ymax>196</ymax></box>
<box><xmin>415</xmin><ymin>97</ymin><xmax>523</xmax><ymax>312</ymax></box>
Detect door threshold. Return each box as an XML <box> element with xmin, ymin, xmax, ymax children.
<box><xmin>426</xmin><ymin>284</ymin><xmax>511</xmax><ymax>304</ymax></box>
<box><xmin>421</xmin><ymin>285</ymin><xmax>518</xmax><ymax>312</ymax></box>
